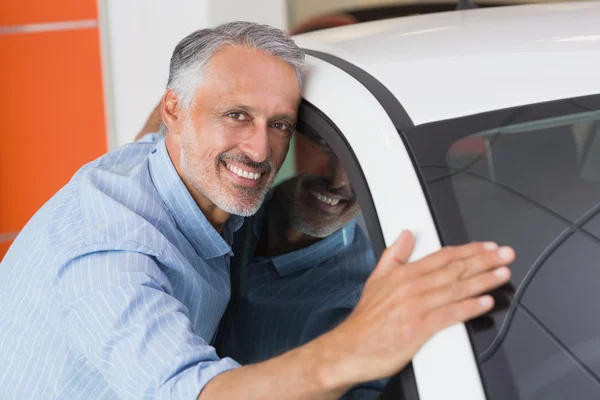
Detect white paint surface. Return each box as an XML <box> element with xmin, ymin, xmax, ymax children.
<box><xmin>294</xmin><ymin>1</ymin><xmax>600</xmax><ymax>125</ymax></box>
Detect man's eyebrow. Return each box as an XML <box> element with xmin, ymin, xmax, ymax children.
<box><xmin>217</xmin><ymin>105</ymin><xmax>297</xmax><ymax>125</ymax></box>
<box><xmin>269</xmin><ymin>113</ymin><xmax>297</xmax><ymax>125</ymax></box>
<box><xmin>217</xmin><ymin>104</ymin><xmax>256</xmax><ymax>114</ymax></box>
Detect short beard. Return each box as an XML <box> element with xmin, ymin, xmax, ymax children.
<box><xmin>179</xmin><ymin>119</ymin><xmax>276</xmax><ymax>217</ymax></box>
<box><xmin>280</xmin><ymin>177</ymin><xmax>358</xmax><ymax>238</ymax></box>
<box><xmin>293</xmin><ymin>212</ymin><xmax>344</xmax><ymax>238</ymax></box>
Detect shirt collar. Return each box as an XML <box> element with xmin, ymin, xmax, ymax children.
<box><xmin>148</xmin><ymin>138</ymin><xmax>244</xmax><ymax>259</ymax></box>
<box><xmin>269</xmin><ymin>220</ymin><xmax>357</xmax><ymax>277</ymax></box>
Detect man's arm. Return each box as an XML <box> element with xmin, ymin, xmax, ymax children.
<box><xmin>56</xmin><ymin>250</ymin><xmax>239</xmax><ymax>399</ymax></box>
<box><xmin>200</xmin><ymin>231</ymin><xmax>514</xmax><ymax>399</ymax></box>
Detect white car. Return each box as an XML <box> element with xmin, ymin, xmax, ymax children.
<box><xmin>283</xmin><ymin>2</ymin><xmax>600</xmax><ymax>399</ymax></box>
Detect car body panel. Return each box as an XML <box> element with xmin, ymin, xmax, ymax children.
<box><xmin>294</xmin><ymin>2</ymin><xmax>600</xmax><ymax>125</ymax></box>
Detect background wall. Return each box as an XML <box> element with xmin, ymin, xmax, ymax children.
<box><xmin>0</xmin><ymin>0</ymin><xmax>108</xmax><ymax>259</ymax></box>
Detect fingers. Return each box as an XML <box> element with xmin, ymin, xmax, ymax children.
<box><xmin>417</xmin><ymin>265</ymin><xmax>511</xmax><ymax>313</ymax></box>
<box><xmin>410</xmin><ymin>241</ymin><xmax>501</xmax><ymax>276</ymax></box>
<box><xmin>415</xmin><ymin>246</ymin><xmax>515</xmax><ymax>293</ymax></box>
<box><xmin>371</xmin><ymin>230</ymin><xmax>415</xmax><ymax>277</ymax></box>
<box><xmin>389</xmin><ymin>230</ymin><xmax>415</xmax><ymax>264</ymax></box>
<box><xmin>424</xmin><ymin>295</ymin><xmax>496</xmax><ymax>336</ymax></box>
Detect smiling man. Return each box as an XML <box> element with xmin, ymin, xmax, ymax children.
<box><xmin>163</xmin><ymin>27</ymin><xmax>301</xmax><ymax>226</ymax></box>
<box><xmin>0</xmin><ymin>21</ymin><xmax>514</xmax><ymax>400</ymax></box>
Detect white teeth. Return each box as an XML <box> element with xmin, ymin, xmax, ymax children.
<box><xmin>226</xmin><ymin>164</ymin><xmax>262</xmax><ymax>180</ymax></box>
<box><xmin>309</xmin><ymin>189</ymin><xmax>340</xmax><ymax>206</ymax></box>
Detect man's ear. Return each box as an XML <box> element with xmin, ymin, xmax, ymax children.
<box><xmin>161</xmin><ymin>89</ymin><xmax>183</xmax><ymax>136</ymax></box>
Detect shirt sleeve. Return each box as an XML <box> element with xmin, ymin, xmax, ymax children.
<box><xmin>54</xmin><ymin>249</ymin><xmax>240</xmax><ymax>399</ymax></box>
<box><xmin>342</xmin><ymin>379</ymin><xmax>387</xmax><ymax>400</ymax></box>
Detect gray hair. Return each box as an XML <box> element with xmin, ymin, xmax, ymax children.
<box><xmin>159</xmin><ymin>21</ymin><xmax>305</xmax><ymax>134</ymax></box>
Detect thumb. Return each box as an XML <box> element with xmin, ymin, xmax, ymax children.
<box><xmin>372</xmin><ymin>230</ymin><xmax>415</xmax><ymax>277</ymax></box>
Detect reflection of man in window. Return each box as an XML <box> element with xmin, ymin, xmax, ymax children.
<box><xmin>218</xmin><ymin>130</ymin><xmax>382</xmax><ymax>398</ymax></box>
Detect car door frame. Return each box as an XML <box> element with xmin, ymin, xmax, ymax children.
<box><xmin>300</xmin><ymin>52</ymin><xmax>488</xmax><ymax>400</ymax></box>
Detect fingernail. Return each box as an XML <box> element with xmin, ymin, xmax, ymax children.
<box><xmin>483</xmin><ymin>242</ymin><xmax>498</xmax><ymax>250</ymax></box>
<box><xmin>498</xmin><ymin>247</ymin><xmax>514</xmax><ymax>261</ymax></box>
<box><xmin>493</xmin><ymin>266</ymin><xmax>510</xmax><ymax>278</ymax></box>
<box><xmin>397</xmin><ymin>230</ymin><xmax>412</xmax><ymax>242</ymax></box>
<box><xmin>479</xmin><ymin>295</ymin><xmax>494</xmax><ymax>308</ymax></box>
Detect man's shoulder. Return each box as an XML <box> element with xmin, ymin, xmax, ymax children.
<box><xmin>4</xmin><ymin>142</ymin><xmax>175</xmax><ymax>272</ymax></box>
<box><xmin>53</xmin><ymin>141</ymin><xmax>172</xmax><ymax>254</ymax></box>
<box><xmin>76</xmin><ymin>142</ymin><xmax>174</xmax><ymax>252</ymax></box>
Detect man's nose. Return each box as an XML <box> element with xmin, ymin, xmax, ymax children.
<box><xmin>329</xmin><ymin>158</ymin><xmax>350</xmax><ymax>188</ymax></box>
<box><xmin>239</xmin><ymin>124</ymin><xmax>269</xmax><ymax>163</ymax></box>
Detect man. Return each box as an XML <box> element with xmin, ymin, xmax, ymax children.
<box><xmin>0</xmin><ymin>22</ymin><xmax>513</xmax><ymax>399</ymax></box>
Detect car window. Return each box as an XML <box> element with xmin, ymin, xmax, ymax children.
<box><xmin>216</xmin><ymin>107</ymin><xmax>385</xmax><ymax>399</ymax></box>
<box><xmin>404</xmin><ymin>96</ymin><xmax>600</xmax><ymax>400</ymax></box>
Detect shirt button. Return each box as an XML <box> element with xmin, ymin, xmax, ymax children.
<box><xmin>151</xmin><ymin>148</ymin><xmax>157</xmax><ymax>154</ymax></box>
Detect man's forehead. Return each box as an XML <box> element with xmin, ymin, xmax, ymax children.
<box><xmin>205</xmin><ymin>46</ymin><xmax>299</xmax><ymax>91</ymax></box>
<box><xmin>199</xmin><ymin>47</ymin><xmax>301</xmax><ymax>118</ymax></box>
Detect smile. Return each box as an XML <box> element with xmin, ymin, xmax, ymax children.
<box><xmin>226</xmin><ymin>163</ymin><xmax>262</xmax><ymax>180</ymax></box>
<box><xmin>309</xmin><ymin>189</ymin><xmax>340</xmax><ymax>206</ymax></box>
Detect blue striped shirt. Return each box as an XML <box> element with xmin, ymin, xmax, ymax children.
<box><xmin>0</xmin><ymin>136</ymin><xmax>242</xmax><ymax>399</ymax></box>
<box><xmin>218</xmin><ymin>213</ymin><xmax>385</xmax><ymax>398</ymax></box>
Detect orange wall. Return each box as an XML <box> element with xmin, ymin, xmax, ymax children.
<box><xmin>1</xmin><ymin>1</ymin><xmax>97</xmax><ymax>25</ymax></box>
<box><xmin>0</xmin><ymin>1</ymin><xmax>107</xmax><ymax>260</ymax></box>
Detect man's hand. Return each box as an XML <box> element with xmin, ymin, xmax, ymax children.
<box><xmin>200</xmin><ymin>232</ymin><xmax>514</xmax><ymax>399</ymax></box>
<box><xmin>321</xmin><ymin>230</ymin><xmax>513</xmax><ymax>388</ymax></box>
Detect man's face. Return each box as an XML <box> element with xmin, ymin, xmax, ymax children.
<box><xmin>280</xmin><ymin>132</ymin><xmax>360</xmax><ymax>238</ymax></box>
<box><xmin>169</xmin><ymin>46</ymin><xmax>301</xmax><ymax>216</ymax></box>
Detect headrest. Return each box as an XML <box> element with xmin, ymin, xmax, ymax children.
<box><xmin>491</xmin><ymin>126</ymin><xmax>578</xmax><ymax>200</ymax></box>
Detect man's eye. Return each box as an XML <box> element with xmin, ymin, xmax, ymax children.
<box><xmin>272</xmin><ymin>122</ymin><xmax>291</xmax><ymax>132</ymax></box>
<box><xmin>227</xmin><ymin>112</ymin><xmax>247</xmax><ymax>121</ymax></box>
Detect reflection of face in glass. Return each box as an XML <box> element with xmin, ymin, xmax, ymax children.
<box><xmin>278</xmin><ymin>131</ymin><xmax>361</xmax><ymax>238</ymax></box>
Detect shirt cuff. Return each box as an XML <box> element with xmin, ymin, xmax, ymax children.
<box><xmin>164</xmin><ymin>356</ymin><xmax>241</xmax><ymax>400</ymax></box>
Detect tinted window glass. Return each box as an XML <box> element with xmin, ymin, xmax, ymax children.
<box><xmin>217</xmin><ymin>123</ymin><xmax>384</xmax><ymax>399</ymax></box>
<box><xmin>404</xmin><ymin>97</ymin><xmax>600</xmax><ymax>400</ymax></box>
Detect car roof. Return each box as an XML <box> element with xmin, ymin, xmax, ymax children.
<box><xmin>294</xmin><ymin>2</ymin><xmax>600</xmax><ymax>125</ymax></box>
